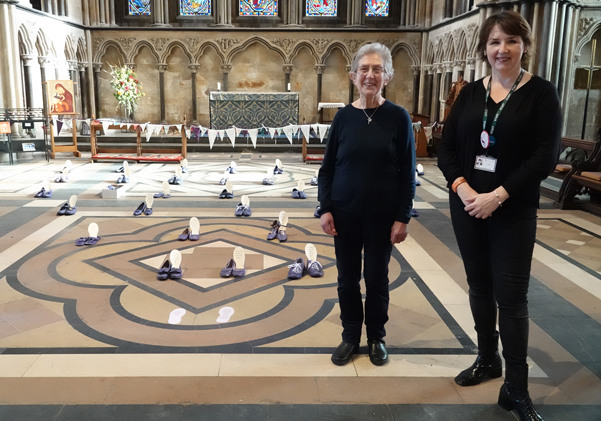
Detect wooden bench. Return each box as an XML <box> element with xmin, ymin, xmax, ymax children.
<box><xmin>555</xmin><ymin>129</ymin><xmax>601</xmax><ymax>215</ymax></box>
<box><xmin>540</xmin><ymin>136</ymin><xmax>597</xmax><ymax>200</ymax></box>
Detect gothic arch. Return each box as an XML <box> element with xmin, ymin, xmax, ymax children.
<box><xmin>193</xmin><ymin>41</ymin><xmax>226</xmax><ymax>64</ymax></box>
<box><xmin>289</xmin><ymin>41</ymin><xmax>320</xmax><ymax>64</ymax></box>
<box><xmin>76</xmin><ymin>37</ymin><xmax>87</xmax><ymax>62</ymax></box>
<box><xmin>442</xmin><ymin>33</ymin><xmax>454</xmax><ymax>62</ymax></box>
<box><xmin>128</xmin><ymin>40</ymin><xmax>160</xmax><ymax>63</ymax></box>
<box><xmin>391</xmin><ymin>42</ymin><xmax>420</xmax><ymax>66</ymax></box>
<box><xmin>466</xmin><ymin>23</ymin><xmax>479</xmax><ymax>59</ymax></box>
<box><xmin>434</xmin><ymin>38</ymin><xmax>444</xmax><ymax>64</ymax></box>
<box><xmin>36</xmin><ymin>29</ymin><xmax>51</xmax><ymax>58</ymax></box>
<box><xmin>321</xmin><ymin>42</ymin><xmax>353</xmax><ymax>66</ymax></box>
<box><xmin>426</xmin><ymin>41</ymin><xmax>434</xmax><ymax>65</ymax></box>
<box><xmin>161</xmin><ymin>41</ymin><xmax>193</xmax><ymax>63</ymax></box>
<box><xmin>453</xmin><ymin>29</ymin><xmax>467</xmax><ymax>60</ymax></box>
<box><xmin>18</xmin><ymin>24</ymin><xmax>35</xmax><ymax>55</ymax></box>
<box><xmin>94</xmin><ymin>40</ymin><xmax>127</xmax><ymax>63</ymax></box>
<box><xmin>575</xmin><ymin>18</ymin><xmax>601</xmax><ymax>60</ymax></box>
<box><xmin>64</xmin><ymin>35</ymin><xmax>76</xmax><ymax>61</ymax></box>
<box><xmin>227</xmin><ymin>36</ymin><xmax>287</xmax><ymax>63</ymax></box>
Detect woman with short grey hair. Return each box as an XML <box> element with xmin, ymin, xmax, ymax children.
<box><xmin>318</xmin><ymin>42</ymin><xmax>415</xmax><ymax>367</ymax></box>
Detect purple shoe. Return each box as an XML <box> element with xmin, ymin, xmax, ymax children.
<box><xmin>153</xmin><ymin>192</ymin><xmax>164</xmax><ymax>198</ymax></box>
<box><xmin>307</xmin><ymin>260</ymin><xmax>324</xmax><ymax>277</ymax></box>
<box><xmin>287</xmin><ymin>257</ymin><xmax>306</xmax><ymax>280</ymax></box>
<box><xmin>75</xmin><ymin>237</ymin><xmax>88</xmax><ymax>246</ymax></box>
<box><xmin>42</xmin><ymin>190</ymin><xmax>53</xmax><ymax>198</ymax></box>
<box><xmin>57</xmin><ymin>202</ymin><xmax>69</xmax><ymax>216</ymax></box>
<box><xmin>133</xmin><ymin>202</ymin><xmax>146</xmax><ymax>216</ymax></box>
<box><xmin>267</xmin><ymin>220</ymin><xmax>280</xmax><ymax>240</ymax></box>
<box><xmin>65</xmin><ymin>206</ymin><xmax>77</xmax><ymax>216</ymax></box>
<box><xmin>169</xmin><ymin>267</ymin><xmax>183</xmax><ymax>280</ymax></box>
<box><xmin>178</xmin><ymin>228</ymin><xmax>189</xmax><ymax>241</ymax></box>
<box><xmin>234</xmin><ymin>203</ymin><xmax>245</xmax><ymax>217</ymax></box>
<box><xmin>277</xmin><ymin>229</ymin><xmax>287</xmax><ymax>242</ymax></box>
<box><xmin>291</xmin><ymin>188</ymin><xmax>300</xmax><ymax>199</ymax></box>
<box><xmin>314</xmin><ymin>206</ymin><xmax>321</xmax><ymax>218</ymax></box>
<box><xmin>220</xmin><ymin>259</ymin><xmax>234</xmax><ymax>277</ymax></box>
<box><xmin>411</xmin><ymin>208</ymin><xmax>419</xmax><ymax>217</ymax></box>
<box><xmin>157</xmin><ymin>260</ymin><xmax>171</xmax><ymax>281</ymax></box>
<box><xmin>35</xmin><ymin>188</ymin><xmax>45</xmax><ymax>198</ymax></box>
<box><xmin>144</xmin><ymin>206</ymin><xmax>153</xmax><ymax>216</ymax></box>
<box><xmin>242</xmin><ymin>206</ymin><xmax>251</xmax><ymax>217</ymax></box>
<box><xmin>299</xmin><ymin>191</ymin><xmax>307</xmax><ymax>199</ymax></box>
<box><xmin>232</xmin><ymin>265</ymin><xmax>245</xmax><ymax>277</ymax></box>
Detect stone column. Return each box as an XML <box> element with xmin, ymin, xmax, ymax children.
<box><xmin>43</xmin><ymin>0</ymin><xmax>51</xmax><ymax>13</ymax></box>
<box><xmin>346</xmin><ymin>65</ymin><xmax>354</xmax><ymax>103</ymax></box>
<box><xmin>431</xmin><ymin>67</ymin><xmax>442</xmax><ymax>122</ymax></box>
<box><xmin>466</xmin><ymin>58</ymin><xmax>476</xmax><ymax>82</ymax></box>
<box><xmin>551</xmin><ymin>0</ymin><xmax>567</xmax><ymax>86</ymax></box>
<box><xmin>58</xmin><ymin>0</ymin><xmax>65</xmax><ymax>16</ymax></box>
<box><xmin>528</xmin><ymin>1</ymin><xmax>541</xmax><ymax>74</ymax></box>
<box><xmin>0</xmin><ymin>0</ymin><xmax>25</xmax><ymax>133</ymax></box>
<box><xmin>51</xmin><ymin>0</ymin><xmax>58</xmax><ymax>15</ymax></box>
<box><xmin>411</xmin><ymin>65</ymin><xmax>420</xmax><ymax>113</ymax></box>
<box><xmin>98</xmin><ymin>0</ymin><xmax>106</xmax><ymax>25</ymax></box>
<box><xmin>346</xmin><ymin>0</ymin><xmax>365</xmax><ymax>28</ymax></box>
<box><xmin>443</xmin><ymin>62</ymin><xmax>453</xmax><ymax>102</ymax></box>
<box><xmin>282</xmin><ymin>64</ymin><xmax>293</xmax><ymax>92</ymax></box>
<box><xmin>520</xmin><ymin>0</ymin><xmax>532</xmax><ymax>24</ymax></box>
<box><xmin>220</xmin><ymin>64</ymin><xmax>231</xmax><ymax>92</ymax></box>
<box><xmin>162</xmin><ymin>0</ymin><xmax>171</xmax><ymax>26</ymax></box>
<box><xmin>78</xmin><ymin>63</ymin><xmax>89</xmax><ymax>118</ymax></box>
<box><xmin>81</xmin><ymin>0</ymin><xmax>89</xmax><ymax>26</ymax></box>
<box><xmin>557</xmin><ymin>3</ymin><xmax>574</xmax><ymax>102</ymax></box>
<box><xmin>444</xmin><ymin>0</ymin><xmax>453</xmax><ymax>18</ymax></box>
<box><xmin>38</xmin><ymin>56</ymin><xmax>51</xmax><ymax>115</ymax></box>
<box><xmin>422</xmin><ymin>65</ymin><xmax>433</xmax><ymax>117</ymax></box>
<box><xmin>315</xmin><ymin>64</ymin><xmax>325</xmax><ymax>122</ymax></box>
<box><xmin>21</xmin><ymin>54</ymin><xmax>36</xmax><ymax>109</ymax></box>
<box><xmin>408</xmin><ymin>0</ymin><xmax>417</xmax><ymax>26</ymax></box>
<box><xmin>93</xmin><ymin>62</ymin><xmax>102</xmax><ymax>117</ymax></box>
<box><xmin>212</xmin><ymin>0</ymin><xmax>233</xmax><ymax>27</ymax></box>
<box><xmin>157</xmin><ymin>63</ymin><xmax>168</xmax><ymax>124</ymax></box>
<box><xmin>399</xmin><ymin>0</ymin><xmax>407</xmax><ymax>26</ymax></box>
<box><xmin>109</xmin><ymin>0</ymin><xmax>116</xmax><ymax>26</ymax></box>
<box><xmin>537</xmin><ymin>0</ymin><xmax>558</xmax><ymax>79</ymax></box>
<box><xmin>188</xmin><ymin>64</ymin><xmax>199</xmax><ymax>124</ymax></box>
<box><xmin>282</xmin><ymin>0</ymin><xmax>304</xmax><ymax>27</ymax></box>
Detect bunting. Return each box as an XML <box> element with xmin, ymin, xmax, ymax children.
<box><xmin>248</xmin><ymin>128</ymin><xmax>258</xmax><ymax>148</ymax></box>
<box><xmin>225</xmin><ymin>128</ymin><xmax>236</xmax><ymax>147</ymax></box>
<box><xmin>208</xmin><ymin>129</ymin><xmax>217</xmax><ymax>149</ymax></box>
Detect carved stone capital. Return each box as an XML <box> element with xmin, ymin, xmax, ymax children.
<box><xmin>156</xmin><ymin>63</ymin><xmax>169</xmax><ymax>72</ymax></box>
<box><xmin>314</xmin><ymin>65</ymin><xmax>326</xmax><ymax>74</ymax></box>
<box><xmin>221</xmin><ymin>64</ymin><xmax>232</xmax><ymax>73</ymax></box>
<box><xmin>188</xmin><ymin>64</ymin><xmax>201</xmax><ymax>72</ymax></box>
<box><xmin>466</xmin><ymin>58</ymin><xmax>476</xmax><ymax>66</ymax></box>
<box><xmin>454</xmin><ymin>60</ymin><xmax>466</xmax><ymax>70</ymax></box>
<box><xmin>77</xmin><ymin>63</ymin><xmax>87</xmax><ymax>72</ymax></box>
<box><xmin>38</xmin><ymin>56</ymin><xmax>52</xmax><ymax>68</ymax></box>
<box><xmin>126</xmin><ymin>63</ymin><xmax>136</xmax><ymax>70</ymax></box>
<box><xmin>68</xmin><ymin>60</ymin><xmax>79</xmax><ymax>71</ymax></box>
<box><xmin>425</xmin><ymin>65</ymin><xmax>434</xmax><ymax>75</ymax></box>
<box><xmin>411</xmin><ymin>65</ymin><xmax>421</xmax><ymax>75</ymax></box>
<box><xmin>345</xmin><ymin>65</ymin><xmax>352</xmax><ymax>73</ymax></box>
<box><xmin>21</xmin><ymin>54</ymin><xmax>36</xmax><ymax>66</ymax></box>
<box><xmin>93</xmin><ymin>63</ymin><xmax>103</xmax><ymax>72</ymax></box>
<box><xmin>282</xmin><ymin>64</ymin><xmax>294</xmax><ymax>74</ymax></box>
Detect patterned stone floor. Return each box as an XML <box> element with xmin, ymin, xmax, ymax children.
<box><xmin>0</xmin><ymin>153</ymin><xmax>600</xmax><ymax>420</ymax></box>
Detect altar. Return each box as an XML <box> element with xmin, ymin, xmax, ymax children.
<box><xmin>209</xmin><ymin>92</ymin><xmax>299</xmax><ymax>129</ymax></box>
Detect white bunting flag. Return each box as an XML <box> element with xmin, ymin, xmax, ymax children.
<box><xmin>185</xmin><ymin>128</ymin><xmax>191</xmax><ymax>139</ymax></box>
<box><xmin>248</xmin><ymin>128</ymin><xmax>258</xmax><ymax>148</ymax></box>
<box><xmin>268</xmin><ymin>127</ymin><xmax>277</xmax><ymax>139</ymax></box>
<box><xmin>101</xmin><ymin>121</ymin><xmax>111</xmax><ymax>134</ymax></box>
<box><xmin>217</xmin><ymin>130</ymin><xmax>224</xmax><ymax>141</ymax></box>
<box><xmin>235</xmin><ymin>127</ymin><xmax>243</xmax><ymax>136</ymax></box>
<box><xmin>200</xmin><ymin>126</ymin><xmax>207</xmax><ymax>137</ymax></box>
<box><xmin>139</xmin><ymin>123</ymin><xmax>147</xmax><ymax>132</ymax></box>
<box><xmin>283</xmin><ymin>126</ymin><xmax>294</xmax><ymax>144</ymax></box>
<box><xmin>226</xmin><ymin>128</ymin><xmax>236</xmax><ymax>148</ymax></box>
<box><xmin>311</xmin><ymin>123</ymin><xmax>318</xmax><ymax>133</ymax></box>
<box><xmin>175</xmin><ymin>124</ymin><xmax>182</xmax><ymax>134</ymax></box>
<box><xmin>318</xmin><ymin>124</ymin><xmax>330</xmax><ymax>143</ymax></box>
<box><xmin>145</xmin><ymin>125</ymin><xmax>154</xmax><ymax>142</ymax></box>
<box><xmin>208</xmin><ymin>129</ymin><xmax>217</xmax><ymax>149</ymax></box>
<box><xmin>120</xmin><ymin>123</ymin><xmax>127</xmax><ymax>129</ymax></box>
<box><xmin>300</xmin><ymin>124</ymin><xmax>311</xmax><ymax>141</ymax></box>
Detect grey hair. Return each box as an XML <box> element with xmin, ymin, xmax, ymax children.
<box><xmin>350</xmin><ymin>42</ymin><xmax>394</xmax><ymax>80</ymax></box>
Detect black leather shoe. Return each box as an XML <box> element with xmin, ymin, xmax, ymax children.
<box><xmin>455</xmin><ymin>353</ymin><xmax>503</xmax><ymax>386</ymax></box>
<box><xmin>331</xmin><ymin>341</ymin><xmax>359</xmax><ymax>366</ymax></box>
<box><xmin>498</xmin><ymin>383</ymin><xmax>544</xmax><ymax>421</ymax></box>
<box><xmin>368</xmin><ymin>339</ymin><xmax>389</xmax><ymax>366</ymax></box>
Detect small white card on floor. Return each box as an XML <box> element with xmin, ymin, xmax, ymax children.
<box><xmin>474</xmin><ymin>155</ymin><xmax>497</xmax><ymax>173</ymax></box>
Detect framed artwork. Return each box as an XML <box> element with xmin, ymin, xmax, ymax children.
<box><xmin>0</xmin><ymin>121</ymin><xmax>11</xmax><ymax>134</ymax></box>
<box><xmin>46</xmin><ymin>80</ymin><xmax>75</xmax><ymax>115</ymax></box>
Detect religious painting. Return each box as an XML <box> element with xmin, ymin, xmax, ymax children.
<box><xmin>239</xmin><ymin>0</ymin><xmax>277</xmax><ymax>16</ymax></box>
<box><xmin>129</xmin><ymin>0</ymin><xmax>151</xmax><ymax>15</ymax></box>
<box><xmin>46</xmin><ymin>80</ymin><xmax>75</xmax><ymax>115</ymax></box>
<box><xmin>365</xmin><ymin>0</ymin><xmax>389</xmax><ymax>17</ymax></box>
<box><xmin>180</xmin><ymin>0</ymin><xmax>211</xmax><ymax>16</ymax></box>
<box><xmin>0</xmin><ymin>121</ymin><xmax>11</xmax><ymax>134</ymax></box>
<box><xmin>306</xmin><ymin>0</ymin><xmax>337</xmax><ymax>17</ymax></box>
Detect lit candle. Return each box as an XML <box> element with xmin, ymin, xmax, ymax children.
<box><xmin>287</xmin><ymin>82</ymin><xmax>291</xmax><ymax>92</ymax></box>
<box><xmin>217</xmin><ymin>82</ymin><xmax>221</xmax><ymax>91</ymax></box>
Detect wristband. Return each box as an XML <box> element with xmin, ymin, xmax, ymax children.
<box><xmin>452</xmin><ymin>177</ymin><xmax>467</xmax><ymax>193</ymax></box>
<box><xmin>494</xmin><ymin>190</ymin><xmax>502</xmax><ymax>207</ymax></box>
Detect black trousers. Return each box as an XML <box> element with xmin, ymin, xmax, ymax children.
<box><xmin>449</xmin><ymin>193</ymin><xmax>537</xmax><ymax>376</ymax></box>
<box><xmin>332</xmin><ymin>209</ymin><xmax>395</xmax><ymax>344</ymax></box>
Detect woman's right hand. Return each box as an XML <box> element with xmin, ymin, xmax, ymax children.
<box><xmin>320</xmin><ymin>212</ymin><xmax>337</xmax><ymax>236</ymax></box>
<box><xmin>456</xmin><ymin>182</ymin><xmax>478</xmax><ymax>207</ymax></box>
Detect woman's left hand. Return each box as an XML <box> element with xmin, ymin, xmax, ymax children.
<box><xmin>464</xmin><ymin>192</ymin><xmax>501</xmax><ymax>219</ymax></box>
<box><xmin>390</xmin><ymin>221</ymin><xmax>408</xmax><ymax>244</ymax></box>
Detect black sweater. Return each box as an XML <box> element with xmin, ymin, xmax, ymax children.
<box><xmin>438</xmin><ymin>76</ymin><xmax>562</xmax><ymax>208</ymax></box>
<box><xmin>318</xmin><ymin>100</ymin><xmax>416</xmax><ymax>223</ymax></box>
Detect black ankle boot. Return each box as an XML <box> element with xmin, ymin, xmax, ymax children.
<box><xmin>455</xmin><ymin>332</ymin><xmax>502</xmax><ymax>386</ymax></box>
<box><xmin>498</xmin><ymin>383</ymin><xmax>544</xmax><ymax>421</ymax></box>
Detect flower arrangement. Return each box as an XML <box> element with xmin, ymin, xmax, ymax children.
<box><xmin>108</xmin><ymin>64</ymin><xmax>145</xmax><ymax>115</ymax></box>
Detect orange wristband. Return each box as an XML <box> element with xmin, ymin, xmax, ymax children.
<box><xmin>452</xmin><ymin>177</ymin><xmax>467</xmax><ymax>193</ymax></box>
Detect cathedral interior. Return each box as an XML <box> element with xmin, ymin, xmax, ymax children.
<box><xmin>0</xmin><ymin>0</ymin><xmax>601</xmax><ymax>420</ymax></box>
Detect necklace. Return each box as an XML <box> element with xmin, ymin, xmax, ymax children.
<box><xmin>362</xmin><ymin>104</ymin><xmax>380</xmax><ymax>124</ymax></box>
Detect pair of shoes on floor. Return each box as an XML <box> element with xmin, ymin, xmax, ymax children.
<box><xmin>273</xmin><ymin>165</ymin><xmax>284</xmax><ymax>175</ymax></box>
<box><xmin>133</xmin><ymin>202</ymin><xmax>153</xmax><ymax>216</ymax></box>
<box><xmin>57</xmin><ymin>202</ymin><xmax>76</xmax><ymax>216</ymax></box>
<box><xmin>115</xmin><ymin>166</ymin><xmax>124</xmax><ymax>173</ymax></box>
<box><xmin>157</xmin><ymin>250</ymin><xmax>182</xmax><ymax>281</ymax></box>
<box><xmin>168</xmin><ymin>175</ymin><xmax>182</xmax><ymax>185</ymax></box>
<box><xmin>309</xmin><ymin>177</ymin><xmax>318</xmax><ymax>186</ymax></box>
<box><xmin>75</xmin><ymin>236</ymin><xmax>100</xmax><ymax>246</ymax></box>
<box><xmin>262</xmin><ymin>177</ymin><xmax>275</xmax><ymax>185</ymax></box>
<box><xmin>220</xmin><ymin>247</ymin><xmax>245</xmax><ymax>278</ymax></box>
<box><xmin>55</xmin><ymin>175</ymin><xmax>68</xmax><ymax>183</ymax></box>
<box><xmin>153</xmin><ymin>192</ymin><xmax>171</xmax><ymax>199</ymax></box>
<box><xmin>287</xmin><ymin>244</ymin><xmax>324</xmax><ymax>279</ymax></box>
<box><xmin>219</xmin><ymin>176</ymin><xmax>228</xmax><ymax>185</ymax></box>
<box><xmin>235</xmin><ymin>195</ymin><xmax>251</xmax><ymax>217</ymax></box>
<box><xmin>219</xmin><ymin>189</ymin><xmax>234</xmax><ymax>199</ymax></box>
<box><xmin>178</xmin><ymin>217</ymin><xmax>200</xmax><ymax>241</ymax></box>
<box><xmin>331</xmin><ymin>340</ymin><xmax>388</xmax><ymax>366</ymax></box>
<box><xmin>116</xmin><ymin>174</ymin><xmax>130</xmax><ymax>183</ymax></box>
<box><xmin>331</xmin><ymin>341</ymin><xmax>359</xmax><ymax>366</ymax></box>
<box><xmin>35</xmin><ymin>187</ymin><xmax>52</xmax><ymax>198</ymax></box>
<box><xmin>291</xmin><ymin>188</ymin><xmax>307</xmax><ymax>199</ymax></box>
<box><xmin>225</xmin><ymin>164</ymin><xmax>237</xmax><ymax>174</ymax></box>
<box><xmin>267</xmin><ymin>219</ymin><xmax>287</xmax><ymax>242</ymax></box>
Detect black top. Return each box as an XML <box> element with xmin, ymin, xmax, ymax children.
<box><xmin>438</xmin><ymin>75</ymin><xmax>562</xmax><ymax>208</ymax></box>
<box><xmin>318</xmin><ymin>100</ymin><xmax>416</xmax><ymax>223</ymax></box>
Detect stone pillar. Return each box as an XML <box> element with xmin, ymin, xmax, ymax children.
<box><xmin>537</xmin><ymin>0</ymin><xmax>558</xmax><ymax>79</ymax></box>
<box><xmin>346</xmin><ymin>0</ymin><xmax>365</xmax><ymax>28</ymax></box>
<box><xmin>51</xmin><ymin>0</ymin><xmax>58</xmax><ymax>15</ymax></box>
<box><xmin>443</xmin><ymin>63</ymin><xmax>453</xmax><ymax>101</ymax></box>
<box><xmin>315</xmin><ymin>64</ymin><xmax>325</xmax><ymax>122</ymax></box>
<box><xmin>551</xmin><ymin>0</ymin><xmax>567</xmax><ymax>86</ymax></box>
<box><xmin>21</xmin><ymin>54</ymin><xmax>35</xmax><ymax>109</ymax></box>
<box><xmin>98</xmin><ymin>0</ymin><xmax>106</xmax><ymax>25</ymax></box>
<box><xmin>157</xmin><ymin>63</ymin><xmax>168</xmax><ymax>124</ymax></box>
<box><xmin>109</xmin><ymin>0</ymin><xmax>116</xmax><ymax>25</ymax></box>
<box><xmin>557</xmin><ymin>3</ymin><xmax>574</xmax><ymax>102</ymax></box>
<box><xmin>220</xmin><ymin>64</ymin><xmax>231</xmax><ymax>92</ymax></box>
<box><xmin>528</xmin><ymin>1</ymin><xmax>541</xmax><ymax>74</ymax></box>
<box><xmin>162</xmin><ymin>0</ymin><xmax>170</xmax><ymax>26</ymax></box>
<box><xmin>412</xmin><ymin>65</ymin><xmax>420</xmax><ymax>113</ymax></box>
<box><xmin>38</xmin><ymin>56</ymin><xmax>51</xmax><ymax>115</ymax></box>
<box><xmin>78</xmin><ymin>63</ymin><xmax>89</xmax><ymax>118</ymax></box>
<box><xmin>408</xmin><ymin>0</ymin><xmax>417</xmax><ymax>26</ymax></box>
<box><xmin>57</xmin><ymin>0</ymin><xmax>65</xmax><ymax>16</ymax></box>
<box><xmin>43</xmin><ymin>0</ymin><xmax>52</xmax><ymax>13</ymax></box>
<box><xmin>81</xmin><ymin>0</ymin><xmax>89</xmax><ymax>26</ymax></box>
<box><xmin>282</xmin><ymin>0</ymin><xmax>304</xmax><ymax>27</ymax></box>
<box><xmin>188</xmin><ymin>64</ymin><xmax>199</xmax><ymax>124</ymax></box>
<box><xmin>212</xmin><ymin>0</ymin><xmax>233</xmax><ymax>27</ymax></box>
<box><xmin>422</xmin><ymin>66</ymin><xmax>433</xmax><ymax>117</ymax></box>
<box><xmin>282</xmin><ymin>64</ymin><xmax>293</xmax><ymax>92</ymax></box>
<box><xmin>520</xmin><ymin>0</ymin><xmax>532</xmax><ymax>24</ymax></box>
<box><xmin>0</xmin><ymin>0</ymin><xmax>25</xmax><ymax>129</ymax></box>
<box><xmin>466</xmin><ymin>58</ymin><xmax>476</xmax><ymax>82</ymax></box>
<box><xmin>93</xmin><ymin>62</ymin><xmax>102</xmax><ymax>118</ymax></box>
<box><xmin>400</xmin><ymin>0</ymin><xmax>407</xmax><ymax>26</ymax></box>
<box><xmin>431</xmin><ymin>67</ymin><xmax>442</xmax><ymax>122</ymax></box>
<box><xmin>346</xmin><ymin>64</ymin><xmax>354</xmax><ymax>103</ymax></box>
<box><xmin>444</xmin><ymin>0</ymin><xmax>453</xmax><ymax>18</ymax></box>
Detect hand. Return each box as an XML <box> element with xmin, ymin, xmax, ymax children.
<box><xmin>464</xmin><ymin>191</ymin><xmax>500</xmax><ymax>219</ymax></box>
<box><xmin>456</xmin><ymin>182</ymin><xmax>478</xmax><ymax>207</ymax></box>
<box><xmin>390</xmin><ymin>221</ymin><xmax>408</xmax><ymax>244</ymax></box>
<box><xmin>320</xmin><ymin>212</ymin><xmax>337</xmax><ymax>236</ymax></box>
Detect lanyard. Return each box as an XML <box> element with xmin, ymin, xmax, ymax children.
<box><xmin>482</xmin><ymin>69</ymin><xmax>524</xmax><ymax>136</ymax></box>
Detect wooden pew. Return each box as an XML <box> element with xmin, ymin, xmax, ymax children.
<box><xmin>555</xmin><ymin>129</ymin><xmax>601</xmax><ymax>215</ymax></box>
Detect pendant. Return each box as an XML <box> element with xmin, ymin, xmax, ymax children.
<box><xmin>367</xmin><ymin>117</ymin><xmax>372</xmax><ymax>124</ymax></box>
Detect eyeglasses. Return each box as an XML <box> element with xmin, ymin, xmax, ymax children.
<box><xmin>357</xmin><ymin>66</ymin><xmax>386</xmax><ymax>75</ymax></box>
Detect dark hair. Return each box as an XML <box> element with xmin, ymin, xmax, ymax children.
<box><xmin>476</xmin><ymin>11</ymin><xmax>532</xmax><ymax>67</ymax></box>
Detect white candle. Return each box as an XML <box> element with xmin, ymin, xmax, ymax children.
<box><xmin>217</xmin><ymin>82</ymin><xmax>221</xmax><ymax>91</ymax></box>
<box><xmin>287</xmin><ymin>82</ymin><xmax>291</xmax><ymax>91</ymax></box>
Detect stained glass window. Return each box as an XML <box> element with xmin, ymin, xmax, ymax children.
<box><xmin>365</xmin><ymin>0</ymin><xmax>389</xmax><ymax>17</ymax></box>
<box><xmin>129</xmin><ymin>0</ymin><xmax>151</xmax><ymax>15</ymax></box>
<box><xmin>239</xmin><ymin>0</ymin><xmax>277</xmax><ymax>16</ymax></box>
<box><xmin>180</xmin><ymin>0</ymin><xmax>211</xmax><ymax>16</ymax></box>
<box><xmin>306</xmin><ymin>0</ymin><xmax>337</xmax><ymax>17</ymax></box>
